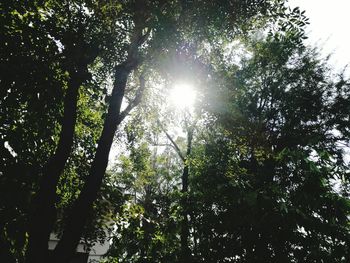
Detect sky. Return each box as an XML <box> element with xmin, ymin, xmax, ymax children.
<box><xmin>289</xmin><ymin>0</ymin><xmax>350</xmax><ymax>75</ymax></box>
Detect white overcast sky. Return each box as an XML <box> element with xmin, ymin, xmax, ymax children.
<box><xmin>289</xmin><ymin>0</ymin><xmax>350</xmax><ymax>75</ymax></box>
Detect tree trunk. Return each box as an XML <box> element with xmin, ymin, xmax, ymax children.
<box><xmin>180</xmin><ymin>164</ymin><xmax>190</xmax><ymax>262</ymax></box>
<box><xmin>47</xmin><ymin>11</ymin><xmax>146</xmax><ymax>260</ymax></box>
<box><xmin>180</xmin><ymin>128</ymin><xmax>193</xmax><ymax>262</ymax></box>
<box><xmin>50</xmin><ymin>62</ymin><xmax>136</xmax><ymax>263</ymax></box>
<box><xmin>25</xmin><ymin>68</ymin><xmax>87</xmax><ymax>263</ymax></box>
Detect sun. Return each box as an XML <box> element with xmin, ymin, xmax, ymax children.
<box><xmin>169</xmin><ymin>83</ymin><xmax>196</xmax><ymax>110</ymax></box>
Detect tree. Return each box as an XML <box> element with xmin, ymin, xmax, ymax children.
<box><xmin>1</xmin><ymin>1</ymin><xmax>114</xmax><ymax>261</ymax></box>
<box><xmin>1</xmin><ymin>1</ymin><xmax>73</xmax><ymax>260</ymax></box>
<box><xmin>1</xmin><ymin>0</ymin><xmax>310</xmax><ymax>262</ymax></box>
<box><xmin>166</xmin><ymin>121</ymin><xmax>194</xmax><ymax>263</ymax></box>
<box><xmin>189</xmin><ymin>35</ymin><xmax>350</xmax><ymax>262</ymax></box>
<box><xmin>103</xmin><ymin>16</ymin><xmax>350</xmax><ymax>263</ymax></box>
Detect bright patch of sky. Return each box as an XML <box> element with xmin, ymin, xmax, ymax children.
<box><xmin>289</xmin><ymin>0</ymin><xmax>350</xmax><ymax>75</ymax></box>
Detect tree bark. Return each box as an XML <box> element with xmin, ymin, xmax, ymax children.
<box><xmin>50</xmin><ymin>61</ymin><xmax>137</xmax><ymax>263</ymax></box>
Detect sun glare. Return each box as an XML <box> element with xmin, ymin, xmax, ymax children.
<box><xmin>169</xmin><ymin>83</ymin><xmax>196</xmax><ymax>110</ymax></box>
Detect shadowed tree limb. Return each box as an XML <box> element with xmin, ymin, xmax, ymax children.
<box><xmin>51</xmin><ymin>20</ymin><xmax>150</xmax><ymax>262</ymax></box>
<box><xmin>25</xmin><ymin>36</ymin><xmax>97</xmax><ymax>262</ymax></box>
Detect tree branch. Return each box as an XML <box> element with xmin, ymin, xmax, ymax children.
<box><xmin>118</xmin><ymin>73</ymin><xmax>146</xmax><ymax>124</ymax></box>
<box><xmin>157</xmin><ymin>119</ymin><xmax>185</xmax><ymax>162</ymax></box>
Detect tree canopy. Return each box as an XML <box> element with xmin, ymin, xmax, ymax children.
<box><xmin>0</xmin><ymin>1</ymin><xmax>349</xmax><ymax>263</ymax></box>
